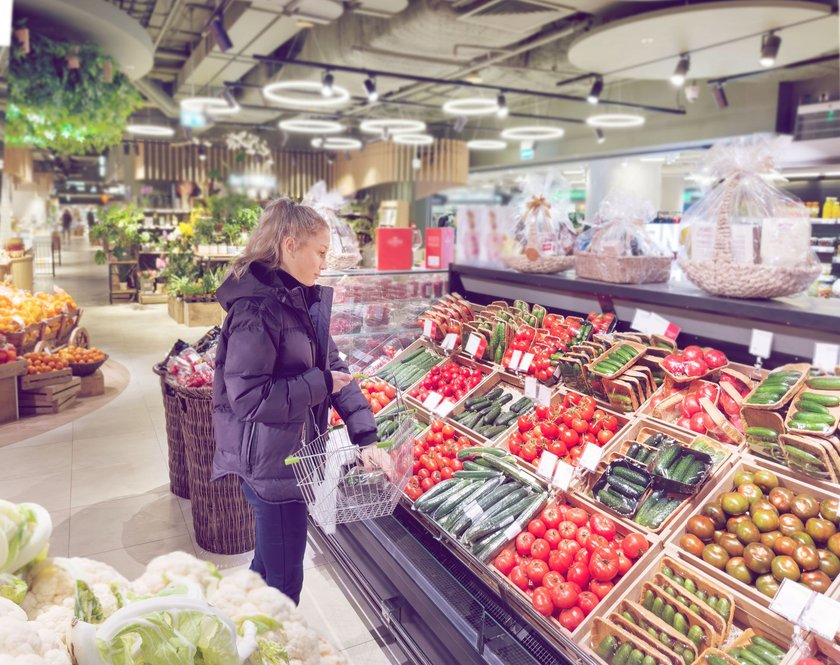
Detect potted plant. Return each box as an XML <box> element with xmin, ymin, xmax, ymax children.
<box><xmin>90</xmin><ymin>204</ymin><xmax>149</xmax><ymax>264</ymax></box>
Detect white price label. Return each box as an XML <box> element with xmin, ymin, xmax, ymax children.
<box><xmin>749</xmin><ymin>329</ymin><xmax>774</xmax><ymax>359</ymax></box>
<box><xmin>441</xmin><ymin>333</ymin><xmax>457</xmax><ymax>351</ymax></box>
<box><xmin>524</xmin><ymin>377</ymin><xmax>538</xmax><ymax>399</ymax></box>
<box><xmin>508</xmin><ymin>349</ymin><xmax>523</xmax><ymax>371</ymax></box>
<box><xmin>503</xmin><ymin>522</ymin><xmax>521</xmax><ymax>541</ymax></box>
<box><xmin>813</xmin><ymin>342</ymin><xmax>840</xmax><ymax>372</ymax></box>
<box><xmin>536</xmin><ymin>450</ymin><xmax>558</xmax><ymax>480</ymax></box>
<box><xmin>537</xmin><ymin>384</ymin><xmax>552</xmax><ymax>406</ymax></box>
<box><xmin>769</xmin><ymin>579</ymin><xmax>813</xmax><ymax>623</ymax></box>
<box><xmin>579</xmin><ymin>444</ymin><xmax>603</xmax><ymax>473</ymax></box>
<box><xmin>422</xmin><ymin>392</ymin><xmax>443</xmax><ymax>411</ymax></box>
<box><xmin>631</xmin><ymin>309</ymin><xmax>652</xmax><ymax>332</ymax></box>
<box><xmin>464</xmin><ymin>502</ymin><xmax>484</xmax><ymax>521</ymax></box>
<box><xmin>338</xmin><ymin>351</ymin><xmax>347</xmax><ymax>362</ymax></box>
<box><xmin>423</xmin><ymin>319</ymin><xmax>433</xmax><ymax>338</ymax></box>
<box><xmin>465</xmin><ymin>334</ymin><xmax>481</xmax><ymax>357</ymax></box>
<box><xmin>800</xmin><ymin>593</ymin><xmax>840</xmax><ymax>640</ymax></box>
<box><xmin>552</xmin><ymin>461</ymin><xmax>575</xmax><ymax>491</ymax></box>
<box><xmin>518</xmin><ymin>352</ymin><xmax>535</xmax><ymax>373</ymax></box>
<box><xmin>434</xmin><ymin>398</ymin><xmax>456</xmax><ymax>418</ymax></box>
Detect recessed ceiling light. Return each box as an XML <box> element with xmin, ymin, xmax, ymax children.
<box><xmin>467</xmin><ymin>139</ymin><xmax>507</xmax><ymax>151</ymax></box>
<box><xmin>262</xmin><ymin>80</ymin><xmax>350</xmax><ymax>108</ymax></box>
<box><xmin>311</xmin><ymin>137</ymin><xmax>362</xmax><ymax>150</ymax></box>
<box><xmin>442</xmin><ymin>98</ymin><xmax>499</xmax><ymax>116</ymax></box>
<box><xmin>586</xmin><ymin>114</ymin><xmax>645</xmax><ymax>128</ymax></box>
<box><xmin>180</xmin><ymin>96</ymin><xmax>239</xmax><ymax>115</ymax></box>
<box><xmin>500</xmin><ymin>126</ymin><xmax>565</xmax><ymax>140</ymax></box>
<box><xmin>126</xmin><ymin>124</ymin><xmax>174</xmax><ymax>137</ymax></box>
<box><xmin>278</xmin><ymin>119</ymin><xmax>345</xmax><ymax>134</ymax></box>
<box><xmin>393</xmin><ymin>133</ymin><xmax>434</xmax><ymax>146</ymax></box>
<box><xmin>359</xmin><ymin>119</ymin><xmax>426</xmax><ymax>135</ymax></box>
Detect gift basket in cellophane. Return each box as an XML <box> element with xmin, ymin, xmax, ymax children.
<box><xmin>303</xmin><ymin>180</ymin><xmax>362</xmax><ymax>271</ymax></box>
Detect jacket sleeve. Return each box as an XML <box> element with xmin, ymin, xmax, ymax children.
<box><xmin>223</xmin><ymin>301</ymin><xmax>329</xmax><ymax>425</ymax></box>
<box><xmin>328</xmin><ymin>336</ymin><xmax>378</xmax><ymax>446</ymax></box>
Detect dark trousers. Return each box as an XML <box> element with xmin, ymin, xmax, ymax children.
<box><xmin>241</xmin><ymin>481</ymin><xmax>309</xmax><ymax>605</ymax></box>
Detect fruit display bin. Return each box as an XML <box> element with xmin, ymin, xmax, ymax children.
<box><xmin>369</xmin><ymin>338</ymin><xmax>447</xmax><ymax>400</ymax></box>
<box><xmin>404</xmin><ymin>353</ymin><xmax>496</xmax><ymax>417</ymax></box>
<box><xmin>665</xmin><ymin>457</ymin><xmax>840</xmax><ymax>611</ymax></box>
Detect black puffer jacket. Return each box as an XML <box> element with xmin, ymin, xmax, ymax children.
<box><xmin>212</xmin><ymin>262</ymin><xmax>377</xmax><ymax>502</ymax></box>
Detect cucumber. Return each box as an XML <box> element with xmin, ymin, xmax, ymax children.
<box><xmin>684</xmin><ymin>459</ymin><xmax>708</xmax><ymax>484</ymax></box>
<box><xmin>621</xmin><ymin>611</ymin><xmax>636</xmax><ymax>625</ymax></box>
<box><xmin>669</xmin><ymin>454</ymin><xmax>694</xmax><ymax>482</ymax></box>
<box><xmin>794</xmin><ymin>400</ymin><xmax>832</xmax><ymax>415</ymax></box>
<box><xmin>654</xmin><ymin>444</ymin><xmax>681</xmax><ymax>476</ymax></box>
<box><xmin>597</xmin><ymin>487</ymin><xmax>634</xmax><ymax>513</ymax></box>
<box><xmin>800</xmin><ymin>392</ymin><xmax>840</xmax><ymax>407</ymax></box>
<box><xmin>707</xmin><ymin>656</ymin><xmax>730</xmax><ymax>665</ymax></box>
<box><xmin>457</xmin><ymin>447</ymin><xmax>507</xmax><ymax>460</ymax></box>
<box><xmin>735</xmin><ymin>648</ymin><xmax>771</xmax><ymax>665</ymax></box>
<box><xmin>464</xmin><ymin>514</ymin><xmax>514</xmax><ymax>545</ymax></box>
<box><xmin>483</xmin><ymin>426</ymin><xmax>508</xmax><ymax>440</ymax></box>
<box><xmin>626</xmin><ymin>443</ymin><xmax>641</xmax><ymax>460</ymax></box>
<box><xmin>485</xmin><ymin>386</ymin><xmax>504</xmax><ymax>401</ymax></box>
<box><xmin>789</xmin><ymin>421</ymin><xmax>832</xmax><ymax>432</ymax></box>
<box><xmin>606</xmin><ymin>475</ymin><xmax>646</xmax><ymax>499</ymax></box>
<box><xmin>790</xmin><ymin>411</ymin><xmax>835</xmax><ymax>425</ymax></box>
<box><xmin>509</xmin><ymin>396</ymin><xmax>533</xmax><ymax>414</ymax></box>
<box><xmin>651</xmin><ymin>597</ymin><xmax>665</xmax><ymax>618</ymax></box>
<box><xmin>453</xmin><ymin>470</ymin><xmax>502</xmax><ymax>480</ymax></box>
<box><xmin>627</xmin><ymin>649</ymin><xmax>644</xmax><ymax>665</ymax></box>
<box><xmin>661</xmin><ymin>604</ymin><xmax>675</xmax><ymax>626</ymax></box>
<box><xmin>462</xmin><ymin>461</ymin><xmax>489</xmax><ymax>471</ymax></box>
<box><xmin>480</xmin><ymin>453</ymin><xmax>544</xmax><ymax>492</ymax></box>
<box><xmin>715</xmin><ymin>598</ymin><xmax>731</xmax><ymax>618</ymax></box>
<box><xmin>611</xmin><ymin>465</ymin><xmax>649</xmax><ymax>485</ymax></box>
<box><xmin>495</xmin><ymin>411</ymin><xmax>520</xmax><ymax>427</ymax></box>
<box><xmin>806</xmin><ymin>377</ymin><xmax>840</xmax><ymax>390</ymax></box>
<box><xmin>433</xmin><ymin>481</ymin><xmax>480</xmax><ymax>519</ymax></box>
<box><xmin>465</xmin><ymin>398</ymin><xmax>491</xmax><ymax>412</ymax></box>
<box><xmin>465</xmin><ymin>394</ymin><xmax>490</xmax><ymax>408</ymax></box>
<box><xmin>597</xmin><ymin>636</ymin><xmax>618</xmax><ymax>661</ymax></box>
<box><xmin>642</xmin><ymin>590</ymin><xmax>655</xmax><ymax>610</ymax></box>
<box><xmin>750</xmin><ymin>637</ymin><xmax>785</xmax><ymax>660</ymax></box>
<box><xmin>686</xmin><ymin>625</ymin><xmax>704</xmax><ymax>647</ymax></box>
<box><xmin>613</xmin><ymin>642</ymin><xmax>633</xmax><ymax>665</ymax></box>
<box><xmin>673</xmin><ymin>612</ymin><xmax>688</xmax><ymax>636</ymax></box>
<box><xmin>466</xmin><ymin>492</ymin><xmax>534</xmax><ymax>541</ymax></box>
<box><xmin>642</xmin><ymin>659</ymin><xmax>655</xmax><ymax>665</ymax></box>
<box><xmin>413</xmin><ymin>478</ymin><xmax>462</xmax><ymax>513</ymax></box>
<box><xmin>482</xmin><ymin>406</ymin><xmax>502</xmax><ymax>426</ymax></box>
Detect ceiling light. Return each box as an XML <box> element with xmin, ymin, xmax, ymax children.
<box><xmin>824</xmin><ymin>171</ymin><xmax>840</xmax><ymax>177</ymax></box>
<box><xmin>412</xmin><ymin>156</ymin><xmax>422</xmax><ymax>170</ymax></box>
<box><xmin>126</xmin><ymin>124</ymin><xmax>174</xmax><ymax>137</ymax></box>
<box><xmin>262</xmin><ymin>80</ymin><xmax>350</xmax><ymax>108</ymax></box>
<box><xmin>586</xmin><ymin>114</ymin><xmax>645</xmax><ymax>128</ymax></box>
<box><xmin>363</xmin><ymin>77</ymin><xmax>378</xmax><ymax>103</ymax></box>
<box><xmin>180</xmin><ymin>96</ymin><xmax>240</xmax><ymax>116</ymax></box>
<box><xmin>464</xmin><ymin>72</ymin><xmax>483</xmax><ymax>84</ymax></box>
<box><xmin>198</xmin><ymin>145</ymin><xmax>207</xmax><ymax>161</ymax></box>
<box><xmin>311</xmin><ymin>137</ymin><xmax>362</xmax><ymax>150</ymax></box>
<box><xmin>500</xmin><ymin>126</ymin><xmax>565</xmax><ymax>140</ymax></box>
<box><xmin>671</xmin><ymin>54</ymin><xmax>690</xmax><ymax>87</ymax></box>
<box><xmin>760</xmin><ymin>32</ymin><xmax>781</xmax><ymax>67</ymax></box>
<box><xmin>496</xmin><ymin>93</ymin><xmax>508</xmax><ymax>118</ymax></box>
<box><xmin>640</xmin><ymin>156</ymin><xmax>666</xmax><ymax>162</ymax></box>
<box><xmin>467</xmin><ymin>139</ymin><xmax>507</xmax><ymax>151</ymax></box>
<box><xmin>209</xmin><ymin>15</ymin><xmax>233</xmax><ymax>53</ymax></box>
<box><xmin>296</xmin><ymin>18</ymin><xmax>315</xmax><ymax>29</ymax></box>
<box><xmin>278</xmin><ymin>119</ymin><xmax>345</xmax><ymax>134</ymax></box>
<box><xmin>393</xmin><ymin>134</ymin><xmax>434</xmax><ymax>146</ymax></box>
<box><xmin>359</xmin><ymin>119</ymin><xmax>426</xmax><ymax>135</ymax></box>
<box><xmin>442</xmin><ymin>98</ymin><xmax>499</xmax><ymax>116</ymax></box>
<box><xmin>595</xmin><ymin>128</ymin><xmax>605</xmax><ymax>144</ymax></box>
<box><xmin>587</xmin><ymin>76</ymin><xmax>603</xmax><ymax>105</ymax></box>
<box><xmin>321</xmin><ymin>71</ymin><xmax>335</xmax><ymax>97</ymax></box>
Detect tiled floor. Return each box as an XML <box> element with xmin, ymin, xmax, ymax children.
<box><xmin>1</xmin><ymin>237</ymin><xmax>399</xmax><ymax>664</ymax></box>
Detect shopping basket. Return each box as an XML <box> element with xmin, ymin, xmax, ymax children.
<box><xmin>284</xmin><ymin>406</ymin><xmax>415</xmax><ymax>530</ymax></box>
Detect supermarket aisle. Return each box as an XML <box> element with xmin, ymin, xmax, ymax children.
<box><xmin>3</xmin><ymin>237</ymin><xmax>400</xmax><ymax>665</ymax></box>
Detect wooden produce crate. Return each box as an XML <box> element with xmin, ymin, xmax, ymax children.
<box><xmin>19</xmin><ymin>367</ymin><xmax>72</xmax><ymax>391</ymax></box>
<box><xmin>665</xmin><ymin>457</ymin><xmax>840</xmax><ymax>611</ymax></box>
<box><xmin>139</xmin><ymin>292</ymin><xmax>169</xmax><ymax>305</ymax></box>
<box><xmin>5</xmin><ymin>323</ymin><xmax>40</xmax><ymax>353</ymax></box>
<box><xmin>39</xmin><ymin>314</ymin><xmax>63</xmax><ymax>342</ymax></box>
<box><xmin>167</xmin><ymin>295</ymin><xmax>184</xmax><ymax>324</ymax></box>
<box><xmin>57</xmin><ymin>307</ymin><xmax>81</xmax><ymax>341</ymax></box>
<box><xmin>20</xmin><ymin>376</ymin><xmax>81</xmax><ymax>415</ymax></box>
<box><xmin>0</xmin><ymin>359</ymin><xmax>27</xmax><ymax>424</ymax></box>
<box><xmin>184</xmin><ymin>300</ymin><xmax>222</xmax><ymax>327</ymax></box>
<box><xmin>447</xmin><ymin>371</ymin><xmax>534</xmax><ymax>445</ymax></box>
<box><xmin>78</xmin><ymin>369</ymin><xmax>105</xmax><ymax>398</ymax></box>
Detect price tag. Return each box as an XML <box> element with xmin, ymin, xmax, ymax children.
<box><xmin>769</xmin><ymin>579</ymin><xmax>813</xmax><ymax>623</ymax></box>
<box><xmin>441</xmin><ymin>333</ymin><xmax>457</xmax><ymax>351</ymax></box>
<box><xmin>338</xmin><ymin>351</ymin><xmax>347</xmax><ymax>362</ymax></box>
<box><xmin>813</xmin><ymin>342</ymin><xmax>840</xmax><ymax>372</ymax></box>
<box><xmin>537</xmin><ymin>384</ymin><xmax>552</xmax><ymax>406</ymax></box>
<box><xmin>749</xmin><ymin>329</ymin><xmax>774</xmax><ymax>359</ymax></box>
<box><xmin>465</xmin><ymin>333</ymin><xmax>481</xmax><ymax>357</ymax></box>
<box><xmin>422</xmin><ymin>392</ymin><xmax>443</xmax><ymax>411</ymax></box>
<box><xmin>800</xmin><ymin>593</ymin><xmax>840</xmax><ymax>640</ymax></box>
<box><xmin>578</xmin><ymin>443</ymin><xmax>603</xmax><ymax>473</ymax></box>
<box><xmin>434</xmin><ymin>398</ymin><xmax>456</xmax><ymax>418</ymax></box>
<box><xmin>536</xmin><ymin>450</ymin><xmax>558</xmax><ymax>480</ymax></box>
<box><xmin>552</xmin><ymin>461</ymin><xmax>575</xmax><ymax>491</ymax></box>
<box><xmin>524</xmin><ymin>377</ymin><xmax>538</xmax><ymax>399</ymax></box>
<box><xmin>464</xmin><ymin>502</ymin><xmax>484</xmax><ymax>521</ymax></box>
<box><xmin>507</xmin><ymin>349</ymin><xmax>523</xmax><ymax>371</ymax></box>
<box><xmin>423</xmin><ymin>319</ymin><xmax>433</xmax><ymax>338</ymax></box>
<box><xmin>643</xmin><ymin>312</ymin><xmax>680</xmax><ymax>340</ymax></box>
<box><xmin>518</xmin><ymin>352</ymin><xmax>535</xmax><ymax>373</ymax></box>
<box><xmin>631</xmin><ymin>309</ymin><xmax>652</xmax><ymax>332</ymax></box>
<box><xmin>503</xmin><ymin>522</ymin><xmax>521</xmax><ymax>541</ymax></box>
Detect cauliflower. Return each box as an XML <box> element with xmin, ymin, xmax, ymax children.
<box><xmin>0</xmin><ymin>597</ymin><xmax>71</xmax><ymax>665</ymax></box>
<box><xmin>130</xmin><ymin>551</ymin><xmax>222</xmax><ymax>598</ymax></box>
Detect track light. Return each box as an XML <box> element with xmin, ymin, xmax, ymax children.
<box><xmin>209</xmin><ymin>15</ymin><xmax>233</xmax><ymax>53</ymax></box>
<box><xmin>712</xmin><ymin>84</ymin><xmax>729</xmax><ymax>110</ymax></box>
<box><xmin>760</xmin><ymin>33</ymin><xmax>781</xmax><ymax>67</ymax></box>
<box><xmin>198</xmin><ymin>145</ymin><xmax>207</xmax><ymax>161</ymax></box>
<box><xmin>412</xmin><ymin>155</ymin><xmax>422</xmax><ymax>170</ymax></box>
<box><xmin>321</xmin><ymin>71</ymin><xmax>335</xmax><ymax>98</ymax></box>
<box><xmin>222</xmin><ymin>88</ymin><xmax>237</xmax><ymax>110</ymax></box>
<box><xmin>670</xmin><ymin>54</ymin><xmax>690</xmax><ymax>87</ymax></box>
<box><xmin>587</xmin><ymin>76</ymin><xmax>603</xmax><ymax>105</ymax></box>
<box><xmin>496</xmin><ymin>93</ymin><xmax>508</xmax><ymax>118</ymax></box>
<box><xmin>595</xmin><ymin>128</ymin><xmax>605</xmax><ymax>144</ymax></box>
<box><xmin>363</xmin><ymin>77</ymin><xmax>378</xmax><ymax>103</ymax></box>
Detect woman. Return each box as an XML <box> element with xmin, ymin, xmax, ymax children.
<box><xmin>212</xmin><ymin>197</ymin><xmax>377</xmax><ymax>605</ymax></box>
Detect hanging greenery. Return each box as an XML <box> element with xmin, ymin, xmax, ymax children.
<box><xmin>7</xmin><ymin>31</ymin><xmax>143</xmax><ymax>155</ymax></box>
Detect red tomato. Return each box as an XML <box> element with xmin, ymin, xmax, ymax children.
<box><xmin>544</xmin><ymin>528</ymin><xmax>561</xmax><ymax>549</ymax></box>
<box><xmin>589</xmin><ymin>546</ymin><xmax>620</xmax><ymax>582</ymax></box>
<box><xmin>585</xmin><ymin>534</ymin><xmax>610</xmax><ymax>553</ymax></box>
<box><xmin>617</xmin><ymin>551</ymin><xmax>633</xmax><ymax>576</ymax></box>
<box><xmin>541</xmin><ymin>506</ymin><xmax>561</xmax><ymax>529</ymax></box>
<box><xmin>548</xmin><ymin>549</ymin><xmax>574</xmax><ymax>574</ymax></box>
<box><xmin>566</xmin><ymin>562</ymin><xmax>590</xmax><ymax>589</ymax></box>
<box><xmin>689</xmin><ymin>412</ymin><xmax>707</xmax><ymax>433</ymax></box>
<box><xmin>508</xmin><ymin>437</ymin><xmax>522</xmax><ymax>456</ymax></box>
<box><xmin>549</xmin><ymin>582</ymin><xmax>579</xmax><ymax>610</ymax></box>
<box><xmin>589</xmin><ymin>514</ymin><xmax>617</xmax><ymax>541</ymax></box>
<box><xmin>557</xmin><ymin>538</ymin><xmax>581</xmax><ymax>557</ymax></box>
<box><xmin>704</xmin><ymin>349</ymin><xmax>728</xmax><ymax>369</ymax></box>
<box><xmin>558</xmin><ymin>607</ymin><xmax>585</xmax><ymax>632</ymax></box>
<box><xmin>558</xmin><ymin>520</ymin><xmax>578</xmax><ymax>539</ymax></box>
<box><xmin>532</xmin><ymin>587</ymin><xmax>554</xmax><ymax>617</ymax></box>
<box><xmin>600</xmin><ymin>414</ymin><xmax>618</xmax><ymax>431</ymax></box>
<box><xmin>431</xmin><ymin>420</ymin><xmax>443</xmax><ymax>433</ymax></box>
<box><xmin>531</xmin><ymin>539</ymin><xmax>551</xmax><ymax>562</ymax></box>
<box><xmin>622</xmin><ymin>533</ymin><xmax>649</xmax><ymax>559</ymax></box>
<box><xmin>535</xmin><ymin>405</ymin><xmax>550</xmax><ymax>420</ymax></box>
<box><xmin>494</xmin><ymin>550</ymin><xmax>516</xmax><ymax>576</ymax></box>
<box><xmin>518</xmin><ymin>416</ymin><xmax>534</xmax><ymax>433</ymax></box>
<box><xmin>528</xmin><ymin>519</ymin><xmax>547</xmax><ymax>539</ymax></box>
<box><xmin>420</xmin><ymin>477</ymin><xmax>434</xmax><ymax>491</ymax></box>
<box><xmin>541</xmin><ymin>422</ymin><xmax>559</xmax><ymax>440</ymax></box>
<box><xmin>417</xmin><ymin>468</ymin><xmax>430</xmax><ymax>480</ymax></box>
<box><xmin>684</xmin><ymin>358</ymin><xmax>709</xmax><ymax>377</ymax></box>
<box><xmin>561</xmin><ymin>429</ymin><xmax>579</xmax><ymax>448</ymax></box>
<box><xmin>574</xmin><ymin>547</ymin><xmax>590</xmax><ymax>564</ymax></box>
<box><xmin>542</xmin><ymin>571</ymin><xmax>564</xmax><ymax>589</ymax></box>
<box><xmin>575</xmin><ymin>526</ymin><xmax>592</xmax><ymax>548</ymax></box>
<box><xmin>516</xmin><ymin>532</ymin><xmax>536</xmax><ymax>556</ymax></box>
<box><xmin>527</xmin><ymin>559</ymin><xmax>549</xmax><ymax>585</ymax></box>
<box><xmin>520</xmin><ymin>442</ymin><xmax>538</xmax><ymax>463</ymax></box>
<box><xmin>441</xmin><ymin>424</ymin><xmax>455</xmax><ymax>439</ymax></box>
<box><xmin>576</xmin><ymin>591</ymin><xmax>600</xmax><ymax>616</ymax></box>
<box><xmin>682</xmin><ymin>345</ymin><xmax>705</xmax><ymax>361</ymax></box>
<box><xmin>597</xmin><ymin>429</ymin><xmax>614</xmax><ymax>445</ymax></box>
<box><xmin>566</xmin><ymin>508</ymin><xmax>589</xmax><ymax>527</ymax></box>
<box><xmin>589</xmin><ymin>579</ymin><xmax>614</xmax><ymax>599</ymax></box>
<box><xmin>440</xmin><ymin>467</ymin><xmax>454</xmax><ymax>480</ymax></box>
<box><xmin>571</xmin><ymin>418</ymin><xmax>588</xmax><ymax>434</ymax></box>
<box><xmin>405</xmin><ymin>485</ymin><xmax>422</xmax><ymax>501</ymax></box>
<box><xmin>509</xmin><ymin>565</ymin><xmax>529</xmax><ymax>591</ymax></box>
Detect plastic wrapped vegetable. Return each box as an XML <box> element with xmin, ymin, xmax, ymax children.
<box><xmin>574</xmin><ymin>193</ymin><xmax>672</xmax><ymax>284</ymax></box>
<box><xmin>500</xmin><ymin>174</ymin><xmax>578</xmax><ymax>273</ymax></box>
<box><xmin>303</xmin><ymin>181</ymin><xmax>361</xmax><ymax>271</ymax></box>
<box><xmin>678</xmin><ymin>134</ymin><xmax>821</xmax><ymax>298</ymax></box>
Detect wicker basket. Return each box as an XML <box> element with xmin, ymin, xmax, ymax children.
<box><xmin>153</xmin><ymin>364</ymin><xmax>189</xmax><ymax>499</ymax></box>
<box><xmin>575</xmin><ymin>252</ymin><xmax>672</xmax><ymax>284</ymax></box>
<box><xmin>679</xmin><ymin>178</ymin><xmax>821</xmax><ymax>298</ymax></box>
<box><xmin>178</xmin><ymin>385</ymin><xmax>255</xmax><ymax>554</ymax></box>
<box><xmin>501</xmin><ymin>254</ymin><xmax>575</xmax><ymax>274</ymax></box>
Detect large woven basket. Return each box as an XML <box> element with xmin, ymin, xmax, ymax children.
<box><xmin>679</xmin><ymin>178</ymin><xmax>821</xmax><ymax>298</ymax></box>
<box><xmin>575</xmin><ymin>252</ymin><xmax>671</xmax><ymax>284</ymax></box>
<box><xmin>501</xmin><ymin>254</ymin><xmax>575</xmax><ymax>274</ymax></box>
<box><xmin>179</xmin><ymin>385</ymin><xmax>255</xmax><ymax>554</ymax></box>
<box><xmin>153</xmin><ymin>363</ymin><xmax>189</xmax><ymax>499</ymax></box>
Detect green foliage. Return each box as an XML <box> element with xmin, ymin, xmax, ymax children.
<box><xmin>196</xmin><ymin>195</ymin><xmax>262</xmax><ymax>244</ymax></box>
<box><xmin>7</xmin><ymin>32</ymin><xmax>143</xmax><ymax>155</ymax></box>
<box><xmin>91</xmin><ymin>204</ymin><xmax>149</xmax><ymax>264</ymax></box>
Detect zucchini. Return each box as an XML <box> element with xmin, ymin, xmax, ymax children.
<box><xmin>482</xmin><ymin>406</ymin><xmax>502</xmax><ymax>426</ymax></box>
<box><xmin>485</xmin><ymin>386</ymin><xmax>504</xmax><ymax>401</ymax></box>
<box><xmin>483</xmin><ymin>426</ymin><xmax>508</xmax><ymax>440</ymax></box>
<box><xmin>509</xmin><ymin>396</ymin><xmax>533</xmax><ymax>413</ymax></box>
<box><xmin>465</xmin><ymin>394</ymin><xmax>490</xmax><ymax>408</ymax></box>
<box><xmin>495</xmin><ymin>411</ymin><xmax>520</xmax><ymax>428</ymax></box>
<box><xmin>611</xmin><ymin>465</ymin><xmax>649</xmax><ymax>486</ymax></box>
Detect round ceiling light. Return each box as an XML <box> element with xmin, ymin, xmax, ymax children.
<box><xmin>359</xmin><ymin>119</ymin><xmax>426</xmax><ymax>135</ymax></box>
<box><xmin>262</xmin><ymin>80</ymin><xmax>350</xmax><ymax>108</ymax></box>
<box><xmin>311</xmin><ymin>137</ymin><xmax>363</xmax><ymax>150</ymax></box>
<box><xmin>279</xmin><ymin>119</ymin><xmax>345</xmax><ymax>134</ymax></box>
<box><xmin>442</xmin><ymin>97</ymin><xmax>499</xmax><ymax>116</ymax></box>
<box><xmin>180</xmin><ymin>96</ymin><xmax>239</xmax><ymax>115</ymax></box>
<box><xmin>467</xmin><ymin>139</ymin><xmax>508</xmax><ymax>151</ymax></box>
<box><xmin>585</xmin><ymin>113</ymin><xmax>645</xmax><ymax>128</ymax></box>
<box><xmin>393</xmin><ymin>134</ymin><xmax>434</xmax><ymax>146</ymax></box>
<box><xmin>500</xmin><ymin>126</ymin><xmax>565</xmax><ymax>140</ymax></box>
<box><xmin>126</xmin><ymin>124</ymin><xmax>174</xmax><ymax>137</ymax></box>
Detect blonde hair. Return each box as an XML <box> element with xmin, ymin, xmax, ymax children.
<box><xmin>230</xmin><ymin>197</ymin><xmax>328</xmax><ymax>280</ymax></box>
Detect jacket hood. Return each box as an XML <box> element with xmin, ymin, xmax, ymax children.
<box><xmin>216</xmin><ymin>262</ymin><xmax>324</xmax><ymax>311</ymax></box>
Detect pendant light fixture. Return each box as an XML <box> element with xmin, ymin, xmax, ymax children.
<box><xmin>760</xmin><ymin>33</ymin><xmax>781</xmax><ymax>67</ymax></box>
<box><xmin>587</xmin><ymin>76</ymin><xmax>603</xmax><ymax>105</ymax></box>
<box><xmin>671</xmin><ymin>54</ymin><xmax>690</xmax><ymax>87</ymax></box>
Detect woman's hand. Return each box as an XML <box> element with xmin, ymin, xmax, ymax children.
<box><xmin>330</xmin><ymin>371</ymin><xmax>353</xmax><ymax>394</ymax></box>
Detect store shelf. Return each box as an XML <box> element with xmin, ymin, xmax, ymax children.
<box><xmin>322</xmin><ymin>268</ymin><xmax>448</xmax><ymax>277</ymax></box>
